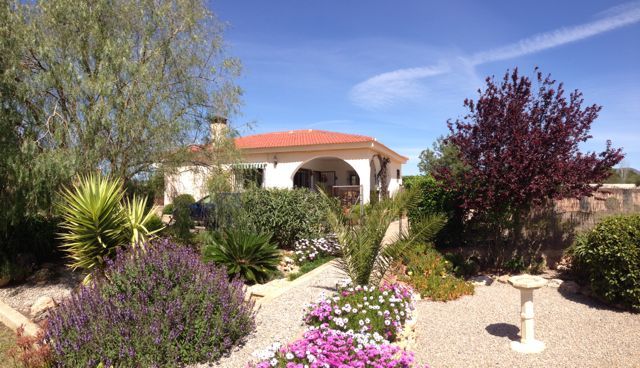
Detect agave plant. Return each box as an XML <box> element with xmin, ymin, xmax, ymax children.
<box><xmin>201</xmin><ymin>229</ymin><xmax>280</xmax><ymax>284</ymax></box>
<box><xmin>122</xmin><ymin>194</ymin><xmax>164</xmax><ymax>249</ymax></box>
<box><xmin>322</xmin><ymin>189</ymin><xmax>446</xmax><ymax>286</ymax></box>
<box><xmin>58</xmin><ymin>175</ymin><xmax>162</xmax><ymax>281</ymax></box>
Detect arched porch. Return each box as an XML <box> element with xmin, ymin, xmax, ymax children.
<box><xmin>292</xmin><ymin>157</ymin><xmax>365</xmax><ymax>206</ymax></box>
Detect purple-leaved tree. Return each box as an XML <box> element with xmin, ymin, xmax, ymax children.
<box><xmin>435</xmin><ymin>68</ymin><xmax>624</xmax><ymax>256</ymax></box>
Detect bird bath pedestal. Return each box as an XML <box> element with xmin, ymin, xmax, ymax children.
<box><xmin>508</xmin><ymin>274</ymin><xmax>547</xmax><ymax>353</ymax></box>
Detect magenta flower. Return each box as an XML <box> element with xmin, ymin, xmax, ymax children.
<box><xmin>250</xmin><ymin>325</ymin><xmax>427</xmax><ymax>368</ymax></box>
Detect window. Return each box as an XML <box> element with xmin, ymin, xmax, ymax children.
<box><xmin>348</xmin><ymin>171</ymin><xmax>360</xmax><ymax>185</ymax></box>
<box><xmin>294</xmin><ymin>169</ymin><xmax>312</xmax><ymax>188</ymax></box>
<box><xmin>237</xmin><ymin>168</ymin><xmax>264</xmax><ymax>189</ymax></box>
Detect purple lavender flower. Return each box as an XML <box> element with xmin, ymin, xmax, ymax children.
<box><xmin>45</xmin><ymin>239</ymin><xmax>255</xmax><ymax>367</ymax></box>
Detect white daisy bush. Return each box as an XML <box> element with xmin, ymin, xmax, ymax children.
<box><xmin>293</xmin><ymin>235</ymin><xmax>341</xmax><ymax>264</ymax></box>
<box><xmin>303</xmin><ymin>283</ymin><xmax>414</xmax><ymax>342</ymax></box>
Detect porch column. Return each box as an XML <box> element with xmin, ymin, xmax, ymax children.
<box><xmin>345</xmin><ymin>158</ymin><xmax>371</xmax><ymax>204</ymax></box>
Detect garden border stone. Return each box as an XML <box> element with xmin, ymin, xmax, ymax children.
<box><xmin>0</xmin><ymin>299</ymin><xmax>40</xmax><ymax>337</ymax></box>
<box><xmin>248</xmin><ymin>260</ymin><xmax>338</xmax><ymax>306</ymax></box>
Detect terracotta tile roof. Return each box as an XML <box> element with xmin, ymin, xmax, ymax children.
<box><xmin>235</xmin><ymin>129</ymin><xmax>375</xmax><ymax>149</ymax></box>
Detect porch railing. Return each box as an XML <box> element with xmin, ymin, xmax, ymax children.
<box><xmin>332</xmin><ymin>185</ymin><xmax>362</xmax><ymax>207</ymax></box>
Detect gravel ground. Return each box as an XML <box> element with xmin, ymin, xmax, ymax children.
<box><xmin>0</xmin><ymin>263</ymin><xmax>82</xmax><ymax>317</ymax></box>
<box><xmin>414</xmin><ymin>281</ymin><xmax>640</xmax><ymax>368</ymax></box>
<box><xmin>196</xmin><ymin>262</ymin><xmax>348</xmax><ymax>368</ymax></box>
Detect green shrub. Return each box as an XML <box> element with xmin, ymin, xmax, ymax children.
<box><xmin>503</xmin><ymin>255</ymin><xmax>526</xmax><ymax>273</ymax></box>
<box><xmin>2</xmin><ymin>216</ymin><xmax>61</xmax><ymax>264</ymax></box>
<box><xmin>171</xmin><ymin>194</ymin><xmax>195</xmax><ymax>241</ymax></box>
<box><xmin>201</xmin><ymin>229</ymin><xmax>280</xmax><ymax>284</ymax></box>
<box><xmin>402</xmin><ymin>175</ymin><xmax>463</xmax><ymax>248</ymax></box>
<box><xmin>240</xmin><ymin>188</ymin><xmax>331</xmax><ymax>248</ymax></box>
<box><xmin>0</xmin><ymin>256</ymin><xmax>11</xmax><ymax>283</ymax></box>
<box><xmin>145</xmin><ymin>214</ymin><xmax>165</xmax><ymax>233</ymax></box>
<box><xmin>443</xmin><ymin>252</ymin><xmax>480</xmax><ymax>278</ymax></box>
<box><xmin>122</xmin><ymin>195</ymin><xmax>165</xmax><ymax>247</ymax></box>
<box><xmin>0</xmin><ymin>253</ymin><xmax>36</xmax><ymax>282</ymax></box>
<box><xmin>401</xmin><ymin>245</ymin><xmax>474</xmax><ymax>302</ymax></box>
<box><xmin>570</xmin><ymin>214</ymin><xmax>640</xmax><ymax>311</ymax></box>
<box><xmin>58</xmin><ymin>175</ymin><xmax>161</xmax><ymax>281</ymax></box>
<box><xmin>403</xmin><ymin>175</ymin><xmax>450</xmax><ymax>218</ymax></box>
<box><xmin>162</xmin><ymin>203</ymin><xmax>174</xmax><ymax>215</ymax></box>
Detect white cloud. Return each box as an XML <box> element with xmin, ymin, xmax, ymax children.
<box><xmin>468</xmin><ymin>2</ymin><xmax>640</xmax><ymax>65</ymax></box>
<box><xmin>349</xmin><ymin>64</ymin><xmax>450</xmax><ymax>109</ymax></box>
<box><xmin>350</xmin><ymin>1</ymin><xmax>640</xmax><ymax>110</ymax></box>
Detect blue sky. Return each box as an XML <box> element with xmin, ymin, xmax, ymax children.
<box><xmin>212</xmin><ymin>0</ymin><xmax>640</xmax><ymax>175</ymax></box>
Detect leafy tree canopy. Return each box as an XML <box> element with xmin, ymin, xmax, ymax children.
<box><xmin>435</xmin><ymin>68</ymin><xmax>624</xmax><ymax>220</ymax></box>
<box><xmin>0</xmin><ymin>0</ymin><xmax>240</xmax><ymax>237</ymax></box>
<box><xmin>418</xmin><ymin>136</ymin><xmax>466</xmax><ymax>177</ymax></box>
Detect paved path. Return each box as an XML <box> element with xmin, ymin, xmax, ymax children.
<box><xmin>201</xmin><ymin>262</ymin><xmax>348</xmax><ymax>368</ymax></box>
<box><xmin>383</xmin><ymin>217</ymin><xmax>409</xmax><ymax>245</ymax></box>
<box><xmin>413</xmin><ymin>281</ymin><xmax>640</xmax><ymax>368</ymax></box>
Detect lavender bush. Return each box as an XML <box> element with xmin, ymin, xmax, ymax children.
<box><xmin>46</xmin><ymin>239</ymin><xmax>255</xmax><ymax>367</ymax></box>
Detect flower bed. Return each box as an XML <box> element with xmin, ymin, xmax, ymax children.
<box><xmin>293</xmin><ymin>235</ymin><xmax>341</xmax><ymax>263</ymax></box>
<box><xmin>250</xmin><ymin>282</ymin><xmax>426</xmax><ymax>367</ymax></box>
<box><xmin>304</xmin><ymin>283</ymin><xmax>414</xmax><ymax>342</ymax></box>
<box><xmin>251</xmin><ymin>325</ymin><xmax>424</xmax><ymax>368</ymax></box>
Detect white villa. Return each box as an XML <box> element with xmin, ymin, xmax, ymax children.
<box><xmin>164</xmin><ymin>118</ymin><xmax>408</xmax><ymax>205</ymax></box>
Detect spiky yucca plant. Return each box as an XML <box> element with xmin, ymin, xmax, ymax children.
<box><xmin>323</xmin><ymin>189</ymin><xmax>446</xmax><ymax>286</ymax></box>
<box><xmin>122</xmin><ymin>194</ymin><xmax>163</xmax><ymax>248</ymax></box>
<box><xmin>201</xmin><ymin>229</ymin><xmax>280</xmax><ymax>284</ymax></box>
<box><xmin>59</xmin><ymin>175</ymin><xmax>127</xmax><ymax>273</ymax></box>
<box><xmin>58</xmin><ymin>175</ymin><xmax>162</xmax><ymax>281</ymax></box>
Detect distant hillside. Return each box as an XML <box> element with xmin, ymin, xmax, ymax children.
<box><xmin>605</xmin><ymin>167</ymin><xmax>640</xmax><ymax>185</ymax></box>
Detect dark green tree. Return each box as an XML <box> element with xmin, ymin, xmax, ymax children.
<box><xmin>418</xmin><ymin>136</ymin><xmax>466</xmax><ymax>177</ymax></box>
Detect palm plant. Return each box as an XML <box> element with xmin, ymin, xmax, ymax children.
<box><xmin>323</xmin><ymin>189</ymin><xmax>446</xmax><ymax>286</ymax></box>
<box><xmin>201</xmin><ymin>229</ymin><xmax>280</xmax><ymax>284</ymax></box>
<box><xmin>58</xmin><ymin>175</ymin><xmax>162</xmax><ymax>281</ymax></box>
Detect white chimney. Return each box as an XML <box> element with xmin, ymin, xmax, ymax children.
<box><xmin>210</xmin><ymin>116</ymin><xmax>228</xmax><ymax>146</ymax></box>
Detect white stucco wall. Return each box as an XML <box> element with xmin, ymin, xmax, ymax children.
<box><xmin>242</xmin><ymin>148</ymin><xmax>375</xmax><ymax>203</ymax></box>
<box><xmin>164</xmin><ymin>166</ymin><xmax>211</xmax><ymax>204</ymax></box>
<box><xmin>164</xmin><ymin>144</ymin><xmax>406</xmax><ymax>204</ymax></box>
<box><xmin>387</xmin><ymin>160</ymin><xmax>403</xmax><ymax>195</ymax></box>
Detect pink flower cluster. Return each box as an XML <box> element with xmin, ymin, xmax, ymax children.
<box><xmin>252</xmin><ymin>325</ymin><xmax>425</xmax><ymax>368</ymax></box>
<box><xmin>304</xmin><ymin>283</ymin><xmax>414</xmax><ymax>342</ymax></box>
